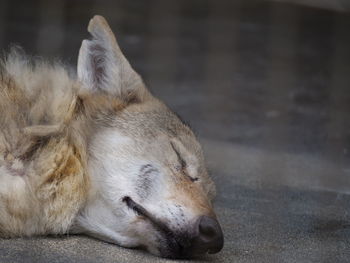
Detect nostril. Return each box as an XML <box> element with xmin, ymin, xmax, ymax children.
<box><xmin>199</xmin><ymin>219</ymin><xmax>217</xmax><ymax>239</ymax></box>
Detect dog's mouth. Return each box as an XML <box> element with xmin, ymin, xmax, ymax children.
<box><xmin>122</xmin><ymin>196</ymin><xmax>150</xmax><ymax>218</ymax></box>
<box><xmin>122</xmin><ymin>196</ymin><xmax>196</xmax><ymax>259</ymax></box>
<box><xmin>122</xmin><ymin>196</ymin><xmax>172</xmax><ymax>235</ymax></box>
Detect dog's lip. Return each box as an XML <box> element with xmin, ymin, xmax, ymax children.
<box><xmin>122</xmin><ymin>197</ymin><xmax>185</xmax><ymax>257</ymax></box>
<box><xmin>122</xmin><ymin>196</ymin><xmax>148</xmax><ymax>217</ymax></box>
<box><xmin>122</xmin><ymin>196</ymin><xmax>170</xmax><ymax>233</ymax></box>
<box><xmin>122</xmin><ymin>196</ymin><xmax>215</xmax><ymax>259</ymax></box>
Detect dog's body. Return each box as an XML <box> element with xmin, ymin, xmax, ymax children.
<box><xmin>0</xmin><ymin>16</ymin><xmax>223</xmax><ymax>258</ymax></box>
<box><xmin>0</xmin><ymin>51</ymin><xmax>91</xmax><ymax>237</ymax></box>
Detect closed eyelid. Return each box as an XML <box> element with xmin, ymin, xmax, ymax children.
<box><xmin>170</xmin><ymin>141</ymin><xmax>198</xmax><ymax>182</ymax></box>
<box><xmin>170</xmin><ymin>142</ymin><xmax>186</xmax><ymax>168</ymax></box>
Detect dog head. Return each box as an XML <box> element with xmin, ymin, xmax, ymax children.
<box><xmin>74</xmin><ymin>16</ymin><xmax>223</xmax><ymax>259</ymax></box>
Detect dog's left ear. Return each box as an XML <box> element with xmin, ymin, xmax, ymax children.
<box><xmin>78</xmin><ymin>15</ymin><xmax>145</xmax><ymax>102</ymax></box>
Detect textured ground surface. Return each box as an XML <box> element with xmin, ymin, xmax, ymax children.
<box><xmin>0</xmin><ymin>0</ymin><xmax>350</xmax><ymax>262</ymax></box>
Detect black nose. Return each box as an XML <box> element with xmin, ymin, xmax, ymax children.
<box><xmin>191</xmin><ymin>215</ymin><xmax>224</xmax><ymax>255</ymax></box>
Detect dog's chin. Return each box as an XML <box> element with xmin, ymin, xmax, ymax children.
<box><xmin>157</xmin><ymin>243</ymin><xmax>200</xmax><ymax>260</ymax></box>
<box><xmin>154</xmin><ymin>232</ymin><xmax>200</xmax><ymax>259</ymax></box>
<box><xmin>157</xmin><ymin>244</ymin><xmax>186</xmax><ymax>259</ymax></box>
<box><xmin>157</xmin><ymin>240</ymin><xmax>182</xmax><ymax>259</ymax></box>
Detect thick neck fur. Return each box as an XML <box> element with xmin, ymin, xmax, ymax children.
<box><xmin>0</xmin><ymin>50</ymin><xmax>122</xmax><ymax>237</ymax></box>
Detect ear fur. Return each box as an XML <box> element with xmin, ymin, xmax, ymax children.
<box><xmin>78</xmin><ymin>15</ymin><xmax>145</xmax><ymax>102</ymax></box>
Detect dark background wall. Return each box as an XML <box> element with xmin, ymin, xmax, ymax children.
<box><xmin>1</xmin><ymin>0</ymin><xmax>349</xmax><ymax>162</ymax></box>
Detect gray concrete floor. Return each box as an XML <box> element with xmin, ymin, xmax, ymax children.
<box><xmin>0</xmin><ymin>0</ymin><xmax>350</xmax><ymax>262</ymax></box>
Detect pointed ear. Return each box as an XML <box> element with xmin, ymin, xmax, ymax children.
<box><xmin>78</xmin><ymin>15</ymin><xmax>145</xmax><ymax>102</ymax></box>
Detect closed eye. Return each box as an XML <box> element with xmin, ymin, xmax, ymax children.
<box><xmin>170</xmin><ymin>142</ymin><xmax>198</xmax><ymax>182</ymax></box>
<box><xmin>171</xmin><ymin>143</ymin><xmax>186</xmax><ymax>170</ymax></box>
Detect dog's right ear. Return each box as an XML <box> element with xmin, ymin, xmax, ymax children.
<box><xmin>77</xmin><ymin>15</ymin><xmax>145</xmax><ymax>102</ymax></box>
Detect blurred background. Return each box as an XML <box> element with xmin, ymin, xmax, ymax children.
<box><xmin>0</xmin><ymin>0</ymin><xmax>349</xmax><ymax>262</ymax></box>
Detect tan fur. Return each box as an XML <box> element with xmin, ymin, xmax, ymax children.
<box><xmin>0</xmin><ymin>53</ymin><xmax>92</xmax><ymax>237</ymax></box>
